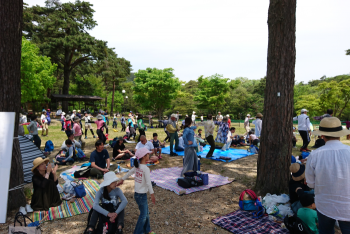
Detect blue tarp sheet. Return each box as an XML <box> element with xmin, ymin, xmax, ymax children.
<box><xmin>162</xmin><ymin>145</ymin><xmax>255</xmax><ymax>162</ymax></box>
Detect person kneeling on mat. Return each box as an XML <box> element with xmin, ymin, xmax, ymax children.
<box><xmin>85</xmin><ymin>172</ymin><xmax>127</xmax><ymax>234</ymax></box>
<box><xmin>90</xmin><ymin>140</ymin><xmax>118</xmax><ymax>178</ymax></box>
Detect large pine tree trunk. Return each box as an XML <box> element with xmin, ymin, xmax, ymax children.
<box><xmin>255</xmin><ymin>0</ymin><xmax>296</xmax><ymax>195</ymax></box>
<box><xmin>110</xmin><ymin>81</ymin><xmax>115</xmax><ymax>114</ymax></box>
<box><xmin>0</xmin><ymin>0</ymin><xmax>27</xmax><ymax>211</ymax></box>
<box><xmin>62</xmin><ymin>57</ymin><xmax>71</xmax><ymax>112</ymax></box>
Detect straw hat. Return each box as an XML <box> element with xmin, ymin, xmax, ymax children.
<box><xmin>256</xmin><ymin>113</ymin><xmax>263</xmax><ymax>118</ymax></box>
<box><xmin>31</xmin><ymin>157</ymin><xmax>49</xmax><ymax>172</ymax></box>
<box><xmin>313</xmin><ymin>117</ymin><xmax>350</xmax><ymax>137</ymax></box>
<box><xmin>62</xmin><ymin>112</ymin><xmax>66</xmax><ymax>116</ymax></box>
<box><xmin>290</xmin><ymin>163</ymin><xmax>305</xmax><ymax>181</ymax></box>
<box><xmin>135</xmin><ymin>147</ymin><xmax>152</xmax><ymax>159</ymax></box>
<box><xmin>73</xmin><ymin>110</ymin><xmax>76</xmax><ymax>112</ymax></box>
<box><xmin>99</xmin><ymin>172</ymin><xmax>120</xmax><ymax>188</ymax></box>
<box><xmin>78</xmin><ymin>110</ymin><xmax>81</xmax><ymax>113</ymax></box>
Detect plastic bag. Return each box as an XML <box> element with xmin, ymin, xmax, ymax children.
<box><xmin>63</xmin><ymin>181</ymin><xmax>75</xmax><ymax>196</ymax></box>
<box><xmin>57</xmin><ymin>184</ymin><xmax>63</xmax><ymax>194</ymax></box>
<box><xmin>277</xmin><ymin>204</ymin><xmax>293</xmax><ymax>217</ymax></box>
<box><xmin>263</xmin><ymin>193</ymin><xmax>290</xmax><ymax>207</ymax></box>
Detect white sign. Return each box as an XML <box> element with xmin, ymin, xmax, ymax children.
<box><xmin>0</xmin><ymin>112</ymin><xmax>15</xmax><ymax>223</ymax></box>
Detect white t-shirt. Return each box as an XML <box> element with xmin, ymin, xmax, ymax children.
<box><xmin>135</xmin><ymin>141</ymin><xmax>154</xmax><ymax>151</ymax></box>
<box><xmin>201</xmin><ymin>116</ymin><xmax>203</xmax><ymax>121</ymax></box>
<box><xmin>122</xmin><ymin>164</ymin><xmax>154</xmax><ymax>194</ymax></box>
<box><xmin>179</xmin><ymin>137</ymin><xmax>184</xmax><ymax>148</ymax></box>
<box><xmin>83</xmin><ymin>116</ymin><xmax>91</xmax><ymax>125</ymax></box>
<box><xmin>252</xmin><ymin>119</ymin><xmax>262</xmax><ymax>137</ymax></box>
<box><xmin>41</xmin><ymin>114</ymin><xmax>47</xmax><ymax>124</ymax></box>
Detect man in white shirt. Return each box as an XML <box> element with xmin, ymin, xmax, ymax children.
<box><xmin>244</xmin><ymin>114</ymin><xmax>254</xmax><ymax>136</ymax></box>
<box><xmin>197</xmin><ymin>114</ymin><xmax>216</xmax><ymax>158</ymax></box>
<box><xmin>293</xmin><ymin>109</ymin><xmax>311</xmax><ymax>152</ymax></box>
<box><xmin>191</xmin><ymin>111</ymin><xmax>197</xmax><ymax>125</ymax></box>
<box><xmin>41</xmin><ymin>109</ymin><xmax>48</xmax><ymax>136</ymax></box>
<box><xmin>71</xmin><ymin>110</ymin><xmax>76</xmax><ymax>120</ymax></box>
<box><xmin>305</xmin><ymin>117</ymin><xmax>350</xmax><ymax>233</ymax></box>
<box><xmin>135</xmin><ymin>135</ymin><xmax>154</xmax><ymax>153</ymax></box>
<box><xmin>252</xmin><ymin>113</ymin><xmax>263</xmax><ymax>138</ymax></box>
<box><xmin>216</xmin><ymin>112</ymin><xmax>223</xmax><ymax>122</ymax></box>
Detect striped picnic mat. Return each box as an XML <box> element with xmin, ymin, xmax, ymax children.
<box><xmin>31</xmin><ymin>179</ymin><xmax>100</xmax><ymax>222</ymax></box>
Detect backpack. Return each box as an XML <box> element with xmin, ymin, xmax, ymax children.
<box><xmin>300</xmin><ymin>151</ymin><xmax>310</xmax><ymax>159</ymax></box>
<box><xmin>44</xmin><ymin>140</ymin><xmax>54</xmax><ymax>152</ymax></box>
<box><xmin>177</xmin><ymin>175</ymin><xmax>203</xmax><ymax>188</ymax></box>
<box><xmin>239</xmin><ymin>189</ymin><xmax>265</xmax><ymax>218</ymax></box>
<box><xmin>284</xmin><ymin>215</ymin><xmax>315</xmax><ymax>234</ymax></box>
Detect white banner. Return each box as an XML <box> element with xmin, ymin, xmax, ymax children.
<box><xmin>0</xmin><ymin>112</ymin><xmax>15</xmax><ymax>223</ymax></box>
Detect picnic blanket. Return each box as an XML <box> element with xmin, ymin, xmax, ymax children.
<box><xmin>162</xmin><ymin>145</ymin><xmax>254</xmax><ymax>162</ymax></box>
<box><xmin>150</xmin><ymin>167</ymin><xmax>233</xmax><ymax>195</ymax></box>
<box><xmin>30</xmin><ymin>179</ymin><xmax>100</xmax><ymax>222</ymax></box>
<box><xmin>212</xmin><ymin>210</ymin><xmax>289</xmax><ymax>234</ymax></box>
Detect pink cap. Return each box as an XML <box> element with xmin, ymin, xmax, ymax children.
<box><xmin>135</xmin><ymin>147</ymin><xmax>152</xmax><ymax>159</ymax></box>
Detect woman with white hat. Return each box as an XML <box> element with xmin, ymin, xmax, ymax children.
<box><xmin>86</xmin><ymin>172</ymin><xmax>127</xmax><ymax>234</ymax></box>
<box><xmin>118</xmin><ymin>148</ymin><xmax>156</xmax><ymax>234</ymax></box>
<box><xmin>30</xmin><ymin>157</ymin><xmax>62</xmax><ymax>211</ymax></box>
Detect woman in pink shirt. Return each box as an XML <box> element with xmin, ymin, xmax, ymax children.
<box><xmin>73</xmin><ymin>117</ymin><xmax>85</xmax><ymax>150</ymax></box>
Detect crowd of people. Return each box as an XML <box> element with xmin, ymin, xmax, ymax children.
<box><xmin>18</xmin><ymin>107</ymin><xmax>350</xmax><ymax>233</ymax></box>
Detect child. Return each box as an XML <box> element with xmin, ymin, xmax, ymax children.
<box><xmin>86</xmin><ymin>172</ymin><xmax>127</xmax><ymax>234</ymax></box>
<box><xmin>27</xmin><ymin>115</ymin><xmax>41</xmax><ymax>149</ymax></box>
<box><xmin>150</xmin><ymin>133</ymin><xmax>164</xmax><ymax>159</ymax></box>
<box><xmin>56</xmin><ymin>139</ymin><xmax>75</xmax><ymax>165</ymax></box>
<box><xmin>197</xmin><ymin>129</ymin><xmax>203</xmax><ymax>138</ymax></box>
<box><xmin>248</xmin><ymin>130</ymin><xmax>260</xmax><ymax>146</ymax></box>
<box><xmin>195</xmin><ymin>129</ymin><xmax>206</xmax><ymax>147</ymax></box>
<box><xmin>297</xmin><ymin>194</ymin><xmax>318</xmax><ymax>234</ymax></box>
<box><xmin>118</xmin><ymin>148</ymin><xmax>156</xmax><ymax>234</ymax></box>
<box><xmin>113</xmin><ymin>114</ymin><xmax>118</xmax><ymax>129</ymax></box>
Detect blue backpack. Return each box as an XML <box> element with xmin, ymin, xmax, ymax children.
<box><xmin>301</xmin><ymin>151</ymin><xmax>310</xmax><ymax>159</ymax></box>
<box><xmin>44</xmin><ymin>140</ymin><xmax>54</xmax><ymax>152</ymax></box>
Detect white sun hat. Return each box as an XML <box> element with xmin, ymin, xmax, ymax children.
<box><xmin>301</xmin><ymin>109</ymin><xmax>308</xmax><ymax>113</ymax></box>
<box><xmin>247</xmin><ymin>114</ymin><xmax>251</xmax><ymax>117</ymax></box>
<box><xmin>99</xmin><ymin>172</ymin><xmax>120</xmax><ymax>188</ymax></box>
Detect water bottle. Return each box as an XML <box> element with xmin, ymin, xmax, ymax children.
<box><xmin>117</xmin><ymin>164</ymin><xmax>120</xmax><ymax>173</ymax></box>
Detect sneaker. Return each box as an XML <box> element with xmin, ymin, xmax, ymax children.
<box><xmin>19</xmin><ymin>206</ymin><xmax>27</xmax><ymax>215</ymax></box>
<box><xmin>170</xmin><ymin>152</ymin><xmax>178</xmax><ymax>157</ymax></box>
<box><xmin>93</xmin><ymin>135</ymin><xmax>96</xmax><ymax>138</ymax></box>
<box><xmin>85</xmin><ymin>136</ymin><xmax>87</xmax><ymax>139</ymax></box>
<box><xmin>25</xmin><ymin>204</ymin><xmax>33</xmax><ymax>213</ymax></box>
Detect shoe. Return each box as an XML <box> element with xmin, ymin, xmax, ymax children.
<box><xmin>19</xmin><ymin>206</ymin><xmax>27</xmax><ymax>215</ymax></box>
<box><xmin>25</xmin><ymin>204</ymin><xmax>33</xmax><ymax>213</ymax></box>
<box><xmin>93</xmin><ymin>135</ymin><xmax>96</xmax><ymax>138</ymax></box>
<box><xmin>170</xmin><ymin>152</ymin><xmax>178</xmax><ymax>157</ymax></box>
<box><xmin>85</xmin><ymin>136</ymin><xmax>87</xmax><ymax>139</ymax></box>
<box><xmin>112</xmin><ymin>158</ymin><xmax>115</xmax><ymax>161</ymax></box>
<box><xmin>148</xmin><ymin>232</ymin><xmax>156</xmax><ymax>234</ymax></box>
<box><xmin>300</xmin><ymin>148</ymin><xmax>306</xmax><ymax>152</ymax></box>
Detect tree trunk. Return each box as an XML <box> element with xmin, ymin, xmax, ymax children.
<box><xmin>62</xmin><ymin>54</ymin><xmax>71</xmax><ymax>112</ymax></box>
<box><xmin>255</xmin><ymin>0</ymin><xmax>296</xmax><ymax>195</ymax></box>
<box><xmin>0</xmin><ymin>0</ymin><xmax>27</xmax><ymax>211</ymax></box>
<box><xmin>111</xmin><ymin>81</ymin><xmax>115</xmax><ymax>114</ymax></box>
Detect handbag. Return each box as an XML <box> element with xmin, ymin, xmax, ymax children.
<box><xmin>74</xmin><ymin>166</ymin><xmax>91</xmax><ymax>178</ymax></box>
<box><xmin>71</xmin><ymin>180</ymin><xmax>86</xmax><ymax>198</ymax></box>
<box><xmin>8</xmin><ymin>212</ymin><xmax>42</xmax><ymax>234</ymax></box>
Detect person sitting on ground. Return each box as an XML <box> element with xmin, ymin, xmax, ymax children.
<box><xmin>31</xmin><ymin>157</ymin><xmax>62</xmax><ymax>211</ymax></box>
<box><xmin>73</xmin><ymin>117</ymin><xmax>85</xmax><ymax>150</ymax></box>
<box><xmin>27</xmin><ymin>114</ymin><xmax>41</xmax><ymax>149</ymax></box>
<box><xmin>196</xmin><ymin>128</ymin><xmax>203</xmax><ymax>138</ymax></box>
<box><xmin>248</xmin><ymin>130</ymin><xmax>260</xmax><ymax>146</ymax></box>
<box><xmin>292</xmin><ymin>127</ymin><xmax>297</xmax><ymax>148</ymax></box>
<box><xmin>136</xmin><ymin>135</ymin><xmax>161</xmax><ymax>163</ymax></box>
<box><xmin>297</xmin><ymin>194</ymin><xmax>318</xmax><ymax>234</ymax></box>
<box><xmin>112</xmin><ymin>137</ymin><xmax>134</xmax><ymax>160</ymax></box>
<box><xmin>312</xmin><ymin>136</ymin><xmax>325</xmax><ymax>148</ymax></box>
<box><xmin>236</xmin><ymin>135</ymin><xmax>247</xmax><ymax>146</ymax></box>
<box><xmin>61</xmin><ymin>132</ymin><xmax>81</xmax><ymax>150</ymax></box>
<box><xmin>149</xmin><ymin>133</ymin><xmax>165</xmax><ymax>159</ymax></box>
<box><xmin>90</xmin><ymin>140</ymin><xmax>117</xmax><ymax>178</ymax></box>
<box><xmin>56</xmin><ymin>139</ymin><xmax>76</xmax><ymax>165</ymax></box>
<box><xmin>289</xmin><ymin>163</ymin><xmax>312</xmax><ymax>214</ymax></box>
<box><xmin>86</xmin><ymin>172</ymin><xmax>127</xmax><ymax>234</ymax></box>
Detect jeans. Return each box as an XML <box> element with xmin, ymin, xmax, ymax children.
<box><xmin>60</xmin><ymin>120</ymin><xmax>65</xmax><ymax>130</ymax></box>
<box><xmin>170</xmin><ymin>132</ymin><xmax>179</xmax><ymax>153</ymax></box>
<box><xmin>113</xmin><ymin>121</ymin><xmax>117</xmax><ymax>128</ymax></box>
<box><xmin>121</xmin><ymin>123</ymin><xmax>126</xmax><ymax>131</ymax></box>
<box><xmin>134</xmin><ymin>192</ymin><xmax>151</xmax><ymax>234</ymax></box>
<box><xmin>56</xmin><ymin>157</ymin><xmax>74</xmax><ymax>165</ymax></box>
<box><xmin>317</xmin><ymin>210</ymin><xmax>350</xmax><ymax>234</ymax></box>
<box><xmin>206</xmin><ymin>135</ymin><xmax>215</xmax><ymax>157</ymax></box>
<box><xmin>32</xmin><ymin>134</ymin><xmax>41</xmax><ymax>149</ymax></box>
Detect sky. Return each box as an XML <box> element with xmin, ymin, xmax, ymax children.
<box><xmin>25</xmin><ymin>0</ymin><xmax>350</xmax><ymax>83</ymax></box>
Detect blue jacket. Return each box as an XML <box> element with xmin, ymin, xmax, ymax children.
<box><xmin>182</xmin><ymin>126</ymin><xmax>197</xmax><ymax>148</ymax></box>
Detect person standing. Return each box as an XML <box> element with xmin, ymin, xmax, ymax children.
<box><xmin>166</xmin><ymin>114</ymin><xmax>181</xmax><ymax>156</ymax></box>
<box><xmin>305</xmin><ymin>117</ymin><xmax>350</xmax><ymax>233</ymax></box>
<box><xmin>181</xmin><ymin>117</ymin><xmax>198</xmax><ymax>176</ymax></box>
<box><xmin>244</xmin><ymin>114</ymin><xmax>254</xmax><ymax>136</ymax></box>
<box><xmin>71</xmin><ymin>110</ymin><xmax>76</xmax><ymax>120</ymax></box>
<box><xmin>27</xmin><ymin>115</ymin><xmax>41</xmax><ymax>149</ymax></box>
<box><xmin>76</xmin><ymin>110</ymin><xmax>82</xmax><ymax>128</ymax></box>
<box><xmin>191</xmin><ymin>111</ymin><xmax>197</xmax><ymax>125</ymax></box>
<box><xmin>46</xmin><ymin>109</ymin><xmax>51</xmax><ymax>125</ymax></box>
<box><xmin>121</xmin><ymin>114</ymin><xmax>126</xmax><ymax>131</ymax></box>
<box><xmin>197</xmin><ymin>114</ymin><xmax>215</xmax><ymax>158</ymax></box>
<box><xmin>226</xmin><ymin>114</ymin><xmax>231</xmax><ymax>127</ymax></box>
<box><xmin>41</xmin><ymin>109</ymin><xmax>49</xmax><ymax>136</ymax></box>
<box><xmin>215</xmin><ymin>116</ymin><xmax>230</xmax><ymax>145</ymax></box>
<box><xmin>252</xmin><ymin>113</ymin><xmax>263</xmax><ymax>138</ymax></box>
<box><xmin>293</xmin><ymin>109</ymin><xmax>311</xmax><ymax>152</ymax></box>
<box><xmin>64</xmin><ymin>115</ymin><xmax>73</xmax><ymax>137</ymax></box>
<box><xmin>73</xmin><ymin>117</ymin><xmax>85</xmax><ymax>150</ymax></box>
<box><xmin>83</xmin><ymin>112</ymin><xmax>96</xmax><ymax>139</ymax></box>
<box><xmin>127</xmin><ymin>114</ymin><xmax>136</xmax><ymax>140</ymax></box>
<box><xmin>60</xmin><ymin>112</ymin><xmax>66</xmax><ymax>131</ymax></box>
<box><xmin>137</xmin><ymin>115</ymin><xmax>146</xmax><ymax>142</ymax></box>
<box><xmin>113</xmin><ymin>114</ymin><xmax>118</xmax><ymax>129</ymax></box>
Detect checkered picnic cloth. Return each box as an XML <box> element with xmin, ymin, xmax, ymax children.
<box><xmin>150</xmin><ymin>167</ymin><xmax>233</xmax><ymax>195</ymax></box>
<box><xmin>212</xmin><ymin>210</ymin><xmax>289</xmax><ymax>234</ymax></box>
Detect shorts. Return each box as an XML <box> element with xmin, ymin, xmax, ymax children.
<box><xmin>85</xmin><ymin>124</ymin><xmax>92</xmax><ymax>130</ymax></box>
<box><xmin>42</xmin><ymin>123</ymin><xmax>48</xmax><ymax>130</ymax></box>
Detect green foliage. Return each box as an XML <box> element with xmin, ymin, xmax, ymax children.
<box><xmin>69</xmin><ymin>74</ymin><xmax>106</xmax><ymax>97</ymax></box>
<box><xmin>21</xmin><ymin>37</ymin><xmax>57</xmax><ymax>103</ymax></box>
<box><xmin>194</xmin><ymin>74</ymin><xmax>230</xmax><ymax>113</ymax></box>
<box><xmin>133</xmin><ymin>68</ymin><xmax>181</xmax><ymax>118</ymax></box>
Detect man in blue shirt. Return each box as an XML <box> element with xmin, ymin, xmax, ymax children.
<box><xmin>89</xmin><ymin>140</ymin><xmax>117</xmax><ymax>178</ymax></box>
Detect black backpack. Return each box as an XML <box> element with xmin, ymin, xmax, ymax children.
<box><xmin>74</xmin><ymin>166</ymin><xmax>91</xmax><ymax>178</ymax></box>
<box><xmin>177</xmin><ymin>176</ymin><xmax>203</xmax><ymax>189</ymax></box>
<box><xmin>284</xmin><ymin>215</ymin><xmax>315</xmax><ymax>234</ymax></box>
